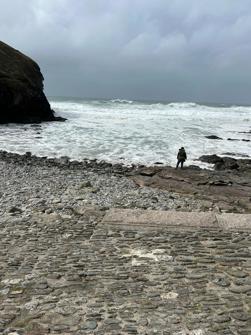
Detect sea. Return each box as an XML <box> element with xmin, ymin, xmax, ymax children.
<box><xmin>0</xmin><ymin>97</ymin><xmax>250</xmax><ymax>168</ymax></box>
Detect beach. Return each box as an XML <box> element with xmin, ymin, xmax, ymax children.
<box><xmin>1</xmin><ymin>110</ymin><xmax>251</xmax><ymax>335</ymax></box>
<box><xmin>1</xmin><ymin>151</ymin><xmax>251</xmax><ymax>334</ymax></box>
<box><xmin>1</xmin><ymin>103</ymin><xmax>251</xmax><ymax>334</ymax></box>
<box><xmin>0</xmin><ymin>151</ymin><xmax>207</xmax><ymax>221</ymax></box>
<box><xmin>1</xmin><ymin>3</ymin><xmax>251</xmax><ymax>332</ymax></box>
<box><xmin>0</xmin><ymin>150</ymin><xmax>250</xmax><ymax>221</ymax></box>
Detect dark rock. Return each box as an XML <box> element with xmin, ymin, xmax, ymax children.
<box><xmin>213</xmin><ymin>277</ymin><xmax>231</xmax><ymax>287</ymax></box>
<box><xmin>215</xmin><ymin>157</ymin><xmax>239</xmax><ymax>170</ymax></box>
<box><xmin>209</xmin><ymin>180</ymin><xmax>233</xmax><ymax>186</ymax></box>
<box><xmin>139</xmin><ymin>167</ymin><xmax>162</xmax><ymax>177</ymax></box>
<box><xmin>9</xmin><ymin>206</ymin><xmax>22</xmax><ymax>213</ymax></box>
<box><xmin>53</xmin><ymin>116</ymin><xmax>66</xmax><ymax>122</ymax></box>
<box><xmin>199</xmin><ymin>155</ymin><xmax>223</xmax><ymax>164</ymax></box>
<box><xmin>187</xmin><ymin>165</ymin><xmax>201</xmax><ymax>170</ymax></box>
<box><xmin>199</xmin><ymin>155</ymin><xmax>239</xmax><ymax>170</ymax></box>
<box><xmin>205</xmin><ymin>135</ymin><xmax>223</xmax><ymax>140</ymax></box>
<box><xmin>222</xmin><ymin>157</ymin><xmax>239</xmax><ymax>170</ymax></box>
<box><xmin>80</xmin><ymin>181</ymin><xmax>92</xmax><ymax>188</ymax></box>
<box><xmin>214</xmin><ymin>162</ymin><xmax>225</xmax><ymax>170</ymax></box>
<box><xmin>0</xmin><ymin>40</ymin><xmax>66</xmax><ymax>123</ymax></box>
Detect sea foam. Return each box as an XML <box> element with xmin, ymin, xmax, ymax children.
<box><xmin>0</xmin><ymin>98</ymin><xmax>250</xmax><ymax>167</ymax></box>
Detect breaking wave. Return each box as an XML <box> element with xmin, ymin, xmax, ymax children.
<box><xmin>110</xmin><ymin>99</ymin><xmax>134</xmax><ymax>104</ymax></box>
<box><xmin>0</xmin><ymin>97</ymin><xmax>250</xmax><ymax>167</ymax></box>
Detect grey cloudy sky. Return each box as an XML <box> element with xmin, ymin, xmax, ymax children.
<box><xmin>1</xmin><ymin>0</ymin><xmax>251</xmax><ymax>103</ymax></box>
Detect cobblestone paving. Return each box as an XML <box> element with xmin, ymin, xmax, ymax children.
<box><xmin>0</xmin><ymin>210</ymin><xmax>251</xmax><ymax>335</ymax></box>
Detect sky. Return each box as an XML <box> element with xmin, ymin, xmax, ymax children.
<box><xmin>1</xmin><ymin>0</ymin><xmax>251</xmax><ymax>103</ymax></box>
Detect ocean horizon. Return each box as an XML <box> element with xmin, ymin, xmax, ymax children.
<box><xmin>48</xmin><ymin>96</ymin><xmax>251</xmax><ymax>108</ymax></box>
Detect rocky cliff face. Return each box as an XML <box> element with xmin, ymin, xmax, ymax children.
<box><xmin>0</xmin><ymin>41</ymin><xmax>64</xmax><ymax>123</ymax></box>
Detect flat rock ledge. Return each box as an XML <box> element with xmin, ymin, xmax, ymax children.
<box><xmin>1</xmin><ymin>208</ymin><xmax>251</xmax><ymax>335</ymax></box>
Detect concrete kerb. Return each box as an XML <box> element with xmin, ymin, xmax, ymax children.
<box><xmin>216</xmin><ymin>213</ymin><xmax>251</xmax><ymax>230</ymax></box>
<box><xmin>102</xmin><ymin>208</ymin><xmax>251</xmax><ymax>231</ymax></box>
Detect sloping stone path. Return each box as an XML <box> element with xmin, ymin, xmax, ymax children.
<box><xmin>103</xmin><ymin>209</ymin><xmax>251</xmax><ymax>230</ymax></box>
<box><xmin>0</xmin><ymin>209</ymin><xmax>250</xmax><ymax>334</ymax></box>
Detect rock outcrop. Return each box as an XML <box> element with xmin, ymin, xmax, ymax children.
<box><xmin>0</xmin><ymin>41</ymin><xmax>65</xmax><ymax>123</ymax></box>
<box><xmin>205</xmin><ymin>135</ymin><xmax>223</xmax><ymax>140</ymax></box>
<box><xmin>199</xmin><ymin>154</ymin><xmax>251</xmax><ymax>171</ymax></box>
<box><xmin>131</xmin><ymin>161</ymin><xmax>251</xmax><ymax>213</ymax></box>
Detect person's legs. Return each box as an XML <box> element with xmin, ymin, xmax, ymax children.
<box><xmin>181</xmin><ymin>160</ymin><xmax>184</xmax><ymax>169</ymax></box>
<box><xmin>176</xmin><ymin>160</ymin><xmax>180</xmax><ymax>169</ymax></box>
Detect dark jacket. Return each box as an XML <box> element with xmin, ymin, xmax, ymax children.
<box><xmin>177</xmin><ymin>148</ymin><xmax>187</xmax><ymax>161</ymax></box>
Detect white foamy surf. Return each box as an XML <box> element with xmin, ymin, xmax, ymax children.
<box><xmin>0</xmin><ymin>98</ymin><xmax>250</xmax><ymax>167</ymax></box>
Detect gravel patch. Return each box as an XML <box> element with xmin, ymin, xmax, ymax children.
<box><xmin>0</xmin><ymin>155</ymin><xmax>205</xmax><ymax>220</ymax></box>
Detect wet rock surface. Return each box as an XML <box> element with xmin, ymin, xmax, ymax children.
<box><xmin>132</xmin><ymin>158</ymin><xmax>251</xmax><ymax>214</ymax></box>
<box><xmin>205</xmin><ymin>135</ymin><xmax>223</xmax><ymax>140</ymax></box>
<box><xmin>199</xmin><ymin>154</ymin><xmax>251</xmax><ymax>171</ymax></box>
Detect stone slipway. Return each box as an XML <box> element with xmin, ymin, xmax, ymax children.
<box><xmin>1</xmin><ymin>208</ymin><xmax>251</xmax><ymax>335</ymax></box>
<box><xmin>102</xmin><ymin>208</ymin><xmax>251</xmax><ymax>231</ymax></box>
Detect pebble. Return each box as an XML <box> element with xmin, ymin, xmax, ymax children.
<box><xmin>229</xmin><ymin>285</ymin><xmax>251</xmax><ymax>294</ymax></box>
<box><xmin>83</xmin><ymin>320</ymin><xmax>98</xmax><ymax>330</ymax></box>
<box><xmin>0</xmin><ymin>151</ymin><xmax>250</xmax><ymax>335</ymax></box>
<box><xmin>0</xmin><ymin>153</ymin><xmax>208</xmax><ymax>219</ymax></box>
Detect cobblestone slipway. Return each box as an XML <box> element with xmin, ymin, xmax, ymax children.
<box><xmin>0</xmin><ymin>207</ymin><xmax>251</xmax><ymax>335</ymax></box>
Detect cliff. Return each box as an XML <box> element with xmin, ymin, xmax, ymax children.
<box><xmin>0</xmin><ymin>41</ymin><xmax>64</xmax><ymax>123</ymax></box>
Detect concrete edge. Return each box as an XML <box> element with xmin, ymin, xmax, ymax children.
<box><xmin>216</xmin><ymin>213</ymin><xmax>251</xmax><ymax>230</ymax></box>
<box><xmin>101</xmin><ymin>209</ymin><xmax>251</xmax><ymax>231</ymax></box>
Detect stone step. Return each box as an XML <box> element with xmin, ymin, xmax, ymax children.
<box><xmin>216</xmin><ymin>212</ymin><xmax>251</xmax><ymax>230</ymax></box>
<box><xmin>102</xmin><ymin>208</ymin><xmax>251</xmax><ymax>231</ymax></box>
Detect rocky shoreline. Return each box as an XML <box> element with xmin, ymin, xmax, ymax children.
<box><xmin>1</xmin><ymin>150</ymin><xmax>251</xmax><ymax>334</ymax></box>
<box><xmin>0</xmin><ymin>150</ymin><xmax>203</xmax><ymax>222</ymax></box>
<box><xmin>1</xmin><ymin>150</ymin><xmax>251</xmax><ymax>220</ymax></box>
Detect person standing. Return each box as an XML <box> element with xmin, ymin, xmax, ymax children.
<box><xmin>176</xmin><ymin>147</ymin><xmax>187</xmax><ymax>169</ymax></box>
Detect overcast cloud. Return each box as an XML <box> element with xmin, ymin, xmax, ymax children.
<box><xmin>1</xmin><ymin>0</ymin><xmax>251</xmax><ymax>103</ymax></box>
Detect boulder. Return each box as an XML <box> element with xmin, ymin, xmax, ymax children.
<box><xmin>0</xmin><ymin>41</ymin><xmax>65</xmax><ymax>123</ymax></box>
<box><xmin>199</xmin><ymin>154</ymin><xmax>223</xmax><ymax>164</ymax></box>
<box><xmin>199</xmin><ymin>155</ymin><xmax>239</xmax><ymax>170</ymax></box>
<box><xmin>215</xmin><ymin>157</ymin><xmax>239</xmax><ymax>170</ymax></box>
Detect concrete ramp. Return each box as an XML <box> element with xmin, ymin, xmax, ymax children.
<box><xmin>102</xmin><ymin>208</ymin><xmax>251</xmax><ymax>231</ymax></box>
